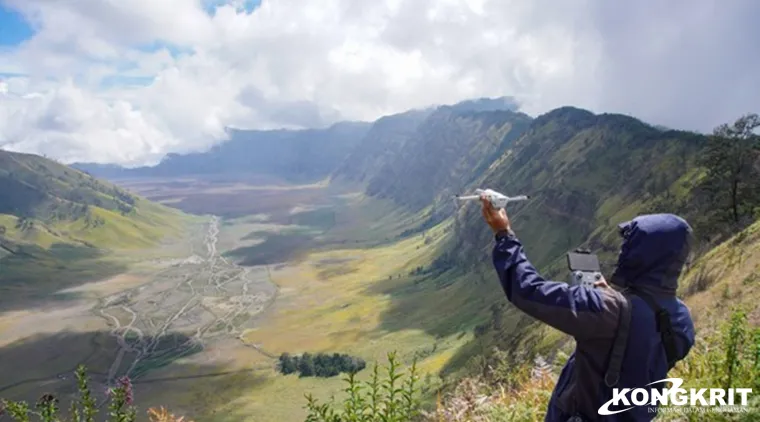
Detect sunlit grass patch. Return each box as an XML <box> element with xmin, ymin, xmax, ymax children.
<box><xmin>226</xmin><ymin>214</ymin><xmax>475</xmax><ymax>421</ymax></box>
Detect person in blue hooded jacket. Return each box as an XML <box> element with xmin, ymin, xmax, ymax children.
<box><xmin>480</xmin><ymin>195</ymin><xmax>695</xmax><ymax>422</ymax></box>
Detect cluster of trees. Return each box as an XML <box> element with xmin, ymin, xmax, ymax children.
<box><xmin>111</xmin><ymin>188</ymin><xmax>136</xmax><ymax>206</ymax></box>
<box><xmin>278</xmin><ymin>352</ymin><xmax>366</xmax><ymax>378</ymax></box>
<box><xmin>699</xmin><ymin>113</ymin><xmax>760</xmax><ymax>233</ymax></box>
<box><xmin>84</xmin><ymin>212</ymin><xmax>106</xmax><ymax>228</ymax></box>
<box><xmin>15</xmin><ymin>217</ymin><xmax>34</xmax><ymax>231</ymax></box>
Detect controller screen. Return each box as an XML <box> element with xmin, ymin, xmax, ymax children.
<box><xmin>567</xmin><ymin>252</ymin><xmax>600</xmax><ymax>272</ymax></box>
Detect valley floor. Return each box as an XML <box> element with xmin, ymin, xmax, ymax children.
<box><xmin>0</xmin><ymin>177</ymin><xmax>478</xmax><ymax>422</ymax></box>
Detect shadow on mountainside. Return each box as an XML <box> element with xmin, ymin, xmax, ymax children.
<box><xmin>0</xmin><ymin>243</ymin><xmax>128</xmax><ymax>313</ymax></box>
<box><xmin>361</xmin><ymin>265</ymin><xmax>498</xmax><ymax>340</ymax></box>
<box><xmin>0</xmin><ymin>330</ymin><xmax>269</xmax><ymax>422</ymax></box>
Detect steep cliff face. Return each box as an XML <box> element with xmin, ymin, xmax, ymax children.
<box><xmin>332</xmin><ymin>109</ymin><xmax>434</xmax><ymax>184</ymax></box>
<box><xmin>444</xmin><ymin>107</ymin><xmax>707</xmax><ymax>276</ymax></box>
<box><xmin>363</xmin><ymin>108</ymin><xmax>533</xmax><ymax>212</ymax></box>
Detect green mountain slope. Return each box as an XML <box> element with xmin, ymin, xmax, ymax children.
<box><xmin>444</xmin><ymin>107</ymin><xmax>707</xmax><ymax>275</ymax></box>
<box><xmin>332</xmin><ymin>97</ymin><xmax>521</xmax><ymax>186</ymax></box>
<box><xmin>332</xmin><ymin>109</ymin><xmax>433</xmax><ymax>183</ymax></box>
<box><xmin>0</xmin><ymin>149</ymin><xmax>189</xmax><ymax>249</ymax></box>
<box><xmin>364</xmin><ymin>108</ymin><xmax>533</xmax><ymax>212</ymax></box>
<box><xmin>0</xmin><ymin>149</ymin><xmax>193</xmax><ymax>308</ymax></box>
<box><xmin>427</xmin><ymin>218</ymin><xmax>760</xmax><ymax>420</ymax></box>
<box><xmin>385</xmin><ymin>107</ymin><xmax>724</xmax><ymax>381</ymax></box>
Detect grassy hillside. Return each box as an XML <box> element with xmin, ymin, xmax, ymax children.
<box><xmin>0</xmin><ymin>149</ymin><xmax>194</xmax><ymax>308</ymax></box>
<box><xmin>1</xmin><ymin>150</ymin><xmax>139</xmax><ymax>220</ymax></box>
<box><xmin>333</xmin><ymin>97</ymin><xmax>521</xmax><ymax>186</ymax></box>
<box><xmin>424</xmin><ymin>218</ymin><xmax>760</xmax><ymax>421</ymax></box>
<box><xmin>0</xmin><ymin>149</ymin><xmax>190</xmax><ymax>248</ymax></box>
<box><xmin>299</xmin><ymin>106</ymin><xmax>742</xmax><ymax>389</ymax></box>
<box><xmin>332</xmin><ymin>109</ymin><xmax>433</xmax><ymax>183</ymax></box>
<box><xmin>277</xmin><ymin>108</ymin><xmax>758</xmax><ymax>420</ymax></box>
<box><xmin>365</xmin><ymin>108</ymin><xmax>533</xmax><ymax>213</ymax></box>
<box><xmin>445</xmin><ymin>107</ymin><xmax>705</xmax><ymax>274</ymax></box>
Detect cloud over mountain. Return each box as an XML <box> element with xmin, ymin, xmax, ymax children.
<box><xmin>0</xmin><ymin>0</ymin><xmax>758</xmax><ymax>165</ymax></box>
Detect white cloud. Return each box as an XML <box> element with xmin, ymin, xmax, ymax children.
<box><xmin>0</xmin><ymin>80</ymin><xmax>174</xmax><ymax>166</ymax></box>
<box><xmin>0</xmin><ymin>0</ymin><xmax>758</xmax><ymax>166</ymax></box>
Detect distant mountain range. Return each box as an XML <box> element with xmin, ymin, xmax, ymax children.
<box><xmin>73</xmin><ymin>120</ymin><xmax>372</xmax><ymax>183</ymax></box>
<box><xmin>68</xmin><ymin>93</ymin><xmax>731</xmax><ymax>280</ymax></box>
<box><xmin>72</xmin><ymin>96</ymin><xmax>520</xmax><ymax>183</ymax></box>
<box><xmin>70</xmin><ymin>95</ymin><xmax>713</xmax><ymax>273</ymax></box>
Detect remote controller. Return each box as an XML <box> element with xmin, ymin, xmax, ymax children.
<box><xmin>567</xmin><ymin>249</ymin><xmax>603</xmax><ymax>287</ymax></box>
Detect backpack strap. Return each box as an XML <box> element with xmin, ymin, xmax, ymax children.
<box><xmin>633</xmin><ymin>290</ymin><xmax>679</xmax><ymax>369</ymax></box>
<box><xmin>604</xmin><ymin>293</ymin><xmax>632</xmax><ymax>387</ymax></box>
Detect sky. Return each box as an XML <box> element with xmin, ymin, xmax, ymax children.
<box><xmin>0</xmin><ymin>0</ymin><xmax>758</xmax><ymax>167</ymax></box>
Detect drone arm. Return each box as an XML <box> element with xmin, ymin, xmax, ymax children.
<box><xmin>491</xmin><ymin>235</ymin><xmax>621</xmax><ymax>340</ymax></box>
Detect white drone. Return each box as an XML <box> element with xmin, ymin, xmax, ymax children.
<box><xmin>455</xmin><ymin>188</ymin><xmax>529</xmax><ymax>209</ymax></box>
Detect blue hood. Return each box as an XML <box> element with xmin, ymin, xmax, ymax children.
<box><xmin>610</xmin><ymin>214</ymin><xmax>692</xmax><ymax>292</ymax></box>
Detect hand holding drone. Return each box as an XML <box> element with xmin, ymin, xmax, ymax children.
<box><xmin>455</xmin><ymin>188</ymin><xmax>529</xmax><ymax>209</ymax></box>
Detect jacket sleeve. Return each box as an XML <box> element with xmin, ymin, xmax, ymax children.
<box><xmin>492</xmin><ymin>232</ymin><xmax>621</xmax><ymax>340</ymax></box>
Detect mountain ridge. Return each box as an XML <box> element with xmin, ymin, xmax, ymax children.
<box><xmin>3</xmin><ymin>98</ymin><xmax>759</xmax><ymax>421</ymax></box>
<box><xmin>73</xmin><ymin>120</ymin><xmax>372</xmax><ymax>183</ymax></box>
<box><xmin>0</xmin><ymin>149</ymin><xmax>194</xmax><ymax>311</ymax></box>
<box><xmin>72</xmin><ymin>97</ymin><xmax>523</xmax><ymax>184</ymax></box>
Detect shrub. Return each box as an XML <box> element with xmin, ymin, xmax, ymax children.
<box><xmin>431</xmin><ymin>308</ymin><xmax>760</xmax><ymax>422</ymax></box>
<box><xmin>0</xmin><ymin>365</ymin><xmax>191</xmax><ymax>422</ymax></box>
<box><xmin>303</xmin><ymin>351</ymin><xmax>421</xmax><ymax>422</ymax></box>
<box><xmin>0</xmin><ymin>366</ymin><xmax>135</xmax><ymax>422</ymax></box>
<box><xmin>279</xmin><ymin>352</ymin><xmax>367</xmax><ymax>378</ymax></box>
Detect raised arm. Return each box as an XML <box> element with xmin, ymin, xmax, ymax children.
<box><xmin>479</xmin><ymin>196</ymin><xmax>620</xmax><ymax>340</ymax></box>
<box><xmin>492</xmin><ymin>231</ymin><xmax>620</xmax><ymax>339</ymax></box>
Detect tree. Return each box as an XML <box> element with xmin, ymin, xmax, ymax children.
<box><xmin>298</xmin><ymin>353</ymin><xmax>315</xmax><ymax>377</ymax></box>
<box><xmin>699</xmin><ymin>113</ymin><xmax>760</xmax><ymax>229</ymax></box>
<box><xmin>279</xmin><ymin>353</ymin><xmax>297</xmax><ymax>375</ymax></box>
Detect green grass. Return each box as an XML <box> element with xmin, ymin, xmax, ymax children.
<box><xmin>51</xmin><ymin>199</ymin><xmax>195</xmax><ymax>250</ymax></box>
<box><xmin>131</xmin><ymin>342</ymin><xmax>205</xmax><ymax>380</ymax></box>
<box><xmin>678</xmin><ymin>218</ymin><xmax>760</xmax><ymax>328</ymax></box>
<box><xmin>0</xmin><ymin>191</ymin><xmax>200</xmax><ymax>313</ymax></box>
<box><xmin>0</xmin><ymin>242</ymin><xmax>129</xmax><ymax>311</ymax></box>
<box><xmin>225</xmin><ymin>232</ymin><xmax>312</xmax><ymax>266</ymax></box>
<box><xmin>194</xmin><ymin>200</ymin><xmax>474</xmax><ymax>421</ymax></box>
